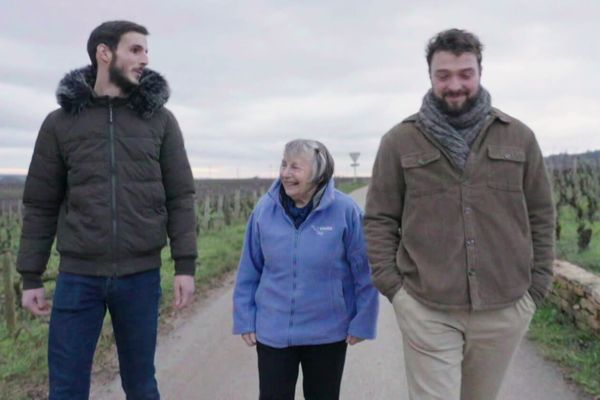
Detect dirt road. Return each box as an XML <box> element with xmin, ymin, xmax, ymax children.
<box><xmin>91</xmin><ymin>187</ymin><xmax>588</xmax><ymax>399</ymax></box>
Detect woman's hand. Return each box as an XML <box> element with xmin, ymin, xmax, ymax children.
<box><xmin>242</xmin><ymin>332</ymin><xmax>257</xmax><ymax>347</ymax></box>
<box><xmin>346</xmin><ymin>335</ymin><xmax>364</xmax><ymax>346</ymax></box>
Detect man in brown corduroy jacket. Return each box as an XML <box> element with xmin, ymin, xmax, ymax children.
<box><xmin>364</xmin><ymin>28</ymin><xmax>555</xmax><ymax>400</ymax></box>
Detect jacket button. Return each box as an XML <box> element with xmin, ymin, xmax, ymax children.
<box><xmin>466</xmin><ymin>239</ymin><xmax>475</xmax><ymax>246</ymax></box>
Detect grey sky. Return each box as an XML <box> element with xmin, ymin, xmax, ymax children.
<box><xmin>1</xmin><ymin>0</ymin><xmax>599</xmax><ymax>178</ymax></box>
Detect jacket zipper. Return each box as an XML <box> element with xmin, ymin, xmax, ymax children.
<box><xmin>275</xmin><ymin>199</ymin><xmax>321</xmax><ymax>347</ymax></box>
<box><xmin>109</xmin><ymin>102</ymin><xmax>118</xmax><ymax>276</ymax></box>
<box><xmin>289</xmin><ymin>229</ymin><xmax>299</xmax><ymax>347</ymax></box>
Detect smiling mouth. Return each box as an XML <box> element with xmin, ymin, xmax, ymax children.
<box><xmin>444</xmin><ymin>91</ymin><xmax>468</xmax><ymax>99</ymax></box>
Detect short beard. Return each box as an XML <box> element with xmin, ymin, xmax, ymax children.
<box><xmin>433</xmin><ymin>91</ymin><xmax>479</xmax><ymax>117</ymax></box>
<box><xmin>108</xmin><ymin>58</ymin><xmax>138</xmax><ymax>94</ymax></box>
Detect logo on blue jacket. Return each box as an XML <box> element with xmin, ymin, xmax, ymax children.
<box><xmin>311</xmin><ymin>225</ymin><xmax>334</xmax><ymax>236</ymax></box>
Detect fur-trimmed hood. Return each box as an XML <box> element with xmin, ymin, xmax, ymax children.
<box><xmin>56</xmin><ymin>65</ymin><xmax>170</xmax><ymax>119</ymax></box>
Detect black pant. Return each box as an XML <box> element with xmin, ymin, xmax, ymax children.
<box><xmin>256</xmin><ymin>340</ymin><xmax>348</xmax><ymax>400</ymax></box>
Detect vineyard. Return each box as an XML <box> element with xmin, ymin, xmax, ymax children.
<box><xmin>0</xmin><ymin>177</ymin><xmax>278</xmax><ymax>398</ymax></box>
<box><xmin>548</xmin><ymin>154</ymin><xmax>600</xmax><ymax>274</ymax></box>
<box><xmin>0</xmin><ymin>176</ymin><xmax>367</xmax><ymax>339</ymax></box>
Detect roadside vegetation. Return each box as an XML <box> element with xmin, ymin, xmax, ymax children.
<box><xmin>528</xmin><ymin>304</ymin><xmax>600</xmax><ymax>397</ymax></box>
<box><xmin>0</xmin><ymin>224</ymin><xmax>246</xmax><ymax>400</ymax></box>
<box><xmin>337</xmin><ymin>178</ymin><xmax>369</xmax><ymax>195</ymax></box>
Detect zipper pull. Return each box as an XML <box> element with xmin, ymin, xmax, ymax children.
<box><xmin>109</xmin><ymin>103</ymin><xmax>113</xmax><ymax>123</ymax></box>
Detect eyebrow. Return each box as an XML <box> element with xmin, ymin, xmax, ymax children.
<box><xmin>434</xmin><ymin>67</ymin><xmax>476</xmax><ymax>74</ymax></box>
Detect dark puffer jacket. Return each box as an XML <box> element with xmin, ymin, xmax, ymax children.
<box><xmin>17</xmin><ymin>66</ymin><xmax>197</xmax><ymax>289</ymax></box>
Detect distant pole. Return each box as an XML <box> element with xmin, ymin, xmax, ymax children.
<box><xmin>349</xmin><ymin>152</ymin><xmax>361</xmax><ymax>182</ymax></box>
<box><xmin>3</xmin><ymin>251</ymin><xmax>17</xmax><ymax>336</ymax></box>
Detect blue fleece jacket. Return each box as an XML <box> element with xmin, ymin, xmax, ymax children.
<box><xmin>232</xmin><ymin>179</ymin><xmax>379</xmax><ymax>348</ymax></box>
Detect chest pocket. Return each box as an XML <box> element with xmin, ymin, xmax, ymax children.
<box><xmin>487</xmin><ymin>145</ymin><xmax>526</xmax><ymax>192</ymax></box>
<box><xmin>400</xmin><ymin>150</ymin><xmax>446</xmax><ymax>197</ymax></box>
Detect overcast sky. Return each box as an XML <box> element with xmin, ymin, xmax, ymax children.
<box><xmin>1</xmin><ymin>0</ymin><xmax>599</xmax><ymax>178</ymax></box>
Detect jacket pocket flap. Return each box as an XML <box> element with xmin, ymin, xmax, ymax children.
<box><xmin>487</xmin><ymin>146</ymin><xmax>525</xmax><ymax>162</ymax></box>
<box><xmin>401</xmin><ymin>150</ymin><xmax>441</xmax><ymax>168</ymax></box>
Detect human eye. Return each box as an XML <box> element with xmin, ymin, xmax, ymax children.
<box><xmin>460</xmin><ymin>70</ymin><xmax>475</xmax><ymax>79</ymax></box>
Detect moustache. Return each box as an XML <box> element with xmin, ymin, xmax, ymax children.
<box><xmin>442</xmin><ymin>90</ymin><xmax>469</xmax><ymax>98</ymax></box>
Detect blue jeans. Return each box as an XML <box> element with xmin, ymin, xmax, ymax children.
<box><xmin>48</xmin><ymin>269</ymin><xmax>162</xmax><ymax>400</ymax></box>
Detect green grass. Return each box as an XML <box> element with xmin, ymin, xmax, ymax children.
<box><xmin>0</xmin><ymin>322</ymin><xmax>48</xmax><ymax>399</ymax></box>
<box><xmin>538</xmin><ymin>204</ymin><xmax>600</xmax><ymax>397</ymax></box>
<box><xmin>159</xmin><ymin>223</ymin><xmax>245</xmax><ymax>312</ymax></box>
<box><xmin>0</xmin><ymin>223</ymin><xmax>246</xmax><ymax>400</ymax></box>
<box><xmin>337</xmin><ymin>180</ymin><xmax>367</xmax><ymax>194</ymax></box>
<box><xmin>528</xmin><ymin>303</ymin><xmax>600</xmax><ymax>397</ymax></box>
<box><xmin>556</xmin><ymin>206</ymin><xmax>600</xmax><ymax>274</ymax></box>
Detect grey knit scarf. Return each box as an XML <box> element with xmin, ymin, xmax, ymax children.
<box><xmin>418</xmin><ymin>87</ymin><xmax>492</xmax><ymax>170</ymax></box>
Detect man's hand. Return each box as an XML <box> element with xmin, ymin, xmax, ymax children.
<box><xmin>173</xmin><ymin>275</ymin><xmax>195</xmax><ymax>310</ymax></box>
<box><xmin>22</xmin><ymin>288</ymin><xmax>51</xmax><ymax>316</ymax></box>
<box><xmin>346</xmin><ymin>335</ymin><xmax>364</xmax><ymax>346</ymax></box>
<box><xmin>241</xmin><ymin>332</ymin><xmax>257</xmax><ymax>347</ymax></box>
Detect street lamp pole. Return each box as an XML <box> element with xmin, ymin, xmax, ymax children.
<box><xmin>349</xmin><ymin>152</ymin><xmax>361</xmax><ymax>183</ymax></box>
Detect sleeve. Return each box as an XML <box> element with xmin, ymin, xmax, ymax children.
<box><xmin>160</xmin><ymin>110</ymin><xmax>198</xmax><ymax>275</ymax></box>
<box><xmin>344</xmin><ymin>206</ymin><xmax>379</xmax><ymax>339</ymax></box>
<box><xmin>523</xmin><ymin>132</ymin><xmax>556</xmax><ymax>306</ymax></box>
<box><xmin>17</xmin><ymin>113</ymin><xmax>67</xmax><ymax>289</ymax></box>
<box><xmin>363</xmin><ymin>131</ymin><xmax>405</xmax><ymax>302</ymax></box>
<box><xmin>232</xmin><ymin>211</ymin><xmax>265</xmax><ymax>334</ymax></box>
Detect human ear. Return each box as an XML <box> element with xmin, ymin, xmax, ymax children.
<box><xmin>96</xmin><ymin>43</ymin><xmax>112</xmax><ymax>65</ymax></box>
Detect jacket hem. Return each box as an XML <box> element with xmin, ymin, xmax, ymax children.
<box><xmin>59</xmin><ymin>253</ymin><xmax>162</xmax><ymax>277</ymax></box>
<box><xmin>256</xmin><ymin>333</ymin><xmax>348</xmax><ymax>349</ymax></box>
<box><xmin>404</xmin><ymin>285</ymin><xmax>527</xmax><ymax>311</ymax></box>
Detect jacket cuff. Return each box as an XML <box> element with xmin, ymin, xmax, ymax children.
<box><xmin>174</xmin><ymin>258</ymin><xmax>196</xmax><ymax>276</ymax></box>
<box><xmin>383</xmin><ymin>281</ymin><xmax>404</xmax><ymax>303</ymax></box>
<box><xmin>21</xmin><ymin>273</ymin><xmax>44</xmax><ymax>290</ymax></box>
<box><xmin>348</xmin><ymin>326</ymin><xmax>376</xmax><ymax>340</ymax></box>
<box><xmin>528</xmin><ymin>286</ymin><xmax>547</xmax><ymax>308</ymax></box>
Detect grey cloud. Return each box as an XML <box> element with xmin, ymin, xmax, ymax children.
<box><xmin>1</xmin><ymin>0</ymin><xmax>599</xmax><ymax>177</ymax></box>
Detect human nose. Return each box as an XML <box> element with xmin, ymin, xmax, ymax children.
<box><xmin>281</xmin><ymin>166</ymin><xmax>291</xmax><ymax>177</ymax></box>
<box><xmin>447</xmin><ymin>75</ymin><xmax>461</xmax><ymax>91</ymax></box>
<box><xmin>140</xmin><ymin>52</ymin><xmax>149</xmax><ymax>66</ymax></box>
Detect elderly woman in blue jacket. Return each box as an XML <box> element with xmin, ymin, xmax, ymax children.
<box><xmin>233</xmin><ymin>139</ymin><xmax>379</xmax><ymax>400</ymax></box>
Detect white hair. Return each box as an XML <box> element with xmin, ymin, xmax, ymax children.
<box><xmin>283</xmin><ymin>139</ymin><xmax>334</xmax><ymax>184</ymax></box>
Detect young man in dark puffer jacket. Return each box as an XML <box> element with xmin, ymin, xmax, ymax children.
<box><xmin>17</xmin><ymin>20</ymin><xmax>197</xmax><ymax>399</ymax></box>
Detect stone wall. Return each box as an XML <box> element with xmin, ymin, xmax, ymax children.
<box><xmin>549</xmin><ymin>260</ymin><xmax>600</xmax><ymax>335</ymax></box>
